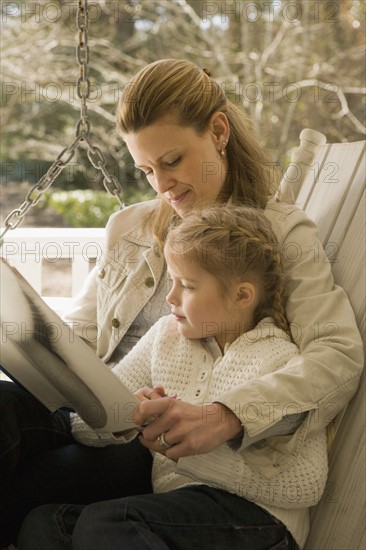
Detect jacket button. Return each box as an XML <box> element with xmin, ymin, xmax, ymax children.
<box><xmin>111</xmin><ymin>318</ymin><xmax>120</xmax><ymax>328</ymax></box>
<box><xmin>145</xmin><ymin>277</ymin><xmax>155</xmax><ymax>288</ymax></box>
<box><xmin>98</xmin><ymin>268</ymin><xmax>105</xmax><ymax>279</ymax></box>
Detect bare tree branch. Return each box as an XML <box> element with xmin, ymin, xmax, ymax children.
<box><xmin>273</xmin><ymin>80</ymin><xmax>366</xmax><ymax>134</ymax></box>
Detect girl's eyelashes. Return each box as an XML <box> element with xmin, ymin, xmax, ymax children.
<box><xmin>181</xmin><ymin>282</ymin><xmax>194</xmax><ymax>290</ymax></box>
<box><xmin>167</xmin><ymin>275</ymin><xmax>194</xmax><ymax>291</ymax></box>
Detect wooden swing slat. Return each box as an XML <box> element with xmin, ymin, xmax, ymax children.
<box><xmin>279</xmin><ymin>129</ymin><xmax>365</xmax><ymax>550</ymax></box>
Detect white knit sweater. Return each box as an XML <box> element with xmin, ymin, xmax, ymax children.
<box><xmin>72</xmin><ymin>316</ymin><xmax>328</xmax><ymax>548</ymax></box>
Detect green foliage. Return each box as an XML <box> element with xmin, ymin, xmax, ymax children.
<box><xmin>38</xmin><ymin>188</ymin><xmax>156</xmax><ymax>227</ymax></box>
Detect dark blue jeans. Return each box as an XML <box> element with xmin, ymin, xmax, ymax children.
<box><xmin>18</xmin><ymin>486</ymin><xmax>299</xmax><ymax>550</ymax></box>
<box><xmin>0</xmin><ymin>381</ymin><xmax>153</xmax><ymax>547</ymax></box>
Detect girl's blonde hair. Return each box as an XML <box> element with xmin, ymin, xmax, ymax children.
<box><xmin>164</xmin><ymin>205</ymin><xmax>289</xmax><ymax>332</ymax></box>
<box><xmin>117</xmin><ymin>59</ymin><xmax>279</xmax><ymax>245</ymax></box>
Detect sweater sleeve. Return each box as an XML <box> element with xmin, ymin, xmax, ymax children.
<box><xmin>217</xmin><ymin>205</ymin><xmax>363</xmax><ymax>439</ymax></box>
<box><xmin>71</xmin><ymin>413</ymin><xmax>138</xmax><ymax>447</ymax></box>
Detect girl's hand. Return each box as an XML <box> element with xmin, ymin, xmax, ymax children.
<box><xmin>134</xmin><ymin>385</ymin><xmax>167</xmax><ymax>402</ymax></box>
<box><xmin>134</xmin><ymin>397</ymin><xmax>243</xmax><ymax>461</ymax></box>
<box><xmin>132</xmin><ymin>385</ymin><xmax>169</xmax><ymax>431</ymax></box>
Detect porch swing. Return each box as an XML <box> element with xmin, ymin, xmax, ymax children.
<box><xmin>1</xmin><ymin>3</ymin><xmax>365</xmax><ymax>549</ymax></box>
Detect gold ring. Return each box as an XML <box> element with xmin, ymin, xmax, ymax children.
<box><xmin>158</xmin><ymin>432</ymin><xmax>171</xmax><ymax>448</ymax></box>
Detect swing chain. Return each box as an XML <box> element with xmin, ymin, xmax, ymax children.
<box><xmin>84</xmin><ymin>136</ymin><xmax>125</xmax><ymax>208</ymax></box>
<box><xmin>76</xmin><ymin>0</ymin><xmax>125</xmax><ymax>207</ymax></box>
<box><xmin>76</xmin><ymin>0</ymin><xmax>91</xmax><ymax>138</ymax></box>
<box><xmin>1</xmin><ymin>136</ymin><xmax>82</xmax><ymax>238</ymax></box>
<box><xmin>0</xmin><ymin>0</ymin><xmax>125</xmax><ymax>245</ymax></box>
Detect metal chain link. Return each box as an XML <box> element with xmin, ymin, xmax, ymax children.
<box><xmin>84</xmin><ymin>135</ymin><xmax>125</xmax><ymax>208</ymax></box>
<box><xmin>76</xmin><ymin>0</ymin><xmax>125</xmax><ymax>208</ymax></box>
<box><xmin>76</xmin><ymin>0</ymin><xmax>91</xmax><ymax>138</ymax></box>
<box><xmin>1</xmin><ymin>135</ymin><xmax>82</xmax><ymax>240</ymax></box>
<box><xmin>1</xmin><ymin>0</ymin><xmax>125</xmax><ymax>246</ymax></box>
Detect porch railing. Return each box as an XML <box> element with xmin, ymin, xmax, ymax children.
<box><xmin>1</xmin><ymin>227</ymin><xmax>105</xmax><ymax>312</ymax></box>
<box><xmin>1</xmin><ymin>227</ymin><xmax>105</xmax><ymax>380</ymax></box>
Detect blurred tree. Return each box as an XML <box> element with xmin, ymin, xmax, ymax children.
<box><xmin>1</xmin><ymin>0</ymin><xmax>365</xmax><ymax>201</ymax></box>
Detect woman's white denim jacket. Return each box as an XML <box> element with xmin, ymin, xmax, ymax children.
<box><xmin>64</xmin><ymin>198</ymin><xmax>363</xmax><ymax>476</ymax></box>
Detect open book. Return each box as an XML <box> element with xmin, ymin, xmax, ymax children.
<box><xmin>0</xmin><ymin>257</ymin><xmax>140</xmax><ymax>432</ymax></box>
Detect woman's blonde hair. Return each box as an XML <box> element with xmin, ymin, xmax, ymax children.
<box><xmin>117</xmin><ymin>59</ymin><xmax>279</xmax><ymax>245</ymax></box>
<box><xmin>164</xmin><ymin>205</ymin><xmax>289</xmax><ymax>332</ymax></box>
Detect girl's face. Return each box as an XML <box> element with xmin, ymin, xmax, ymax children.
<box><xmin>166</xmin><ymin>258</ymin><xmax>247</xmax><ymax>351</ymax></box>
<box><xmin>123</xmin><ymin>114</ymin><xmax>228</xmax><ymax>218</ymax></box>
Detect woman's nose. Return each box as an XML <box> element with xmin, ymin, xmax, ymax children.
<box><xmin>154</xmin><ymin>170</ymin><xmax>175</xmax><ymax>194</ymax></box>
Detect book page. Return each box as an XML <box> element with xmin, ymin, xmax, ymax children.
<box><xmin>0</xmin><ymin>257</ymin><xmax>140</xmax><ymax>432</ymax></box>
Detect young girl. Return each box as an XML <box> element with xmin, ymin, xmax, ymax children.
<box><xmin>18</xmin><ymin>205</ymin><xmax>328</xmax><ymax>550</ymax></box>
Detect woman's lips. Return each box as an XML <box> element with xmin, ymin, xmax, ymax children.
<box><xmin>170</xmin><ymin>191</ymin><xmax>189</xmax><ymax>204</ymax></box>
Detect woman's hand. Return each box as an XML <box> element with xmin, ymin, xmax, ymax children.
<box><xmin>134</xmin><ymin>397</ymin><xmax>243</xmax><ymax>461</ymax></box>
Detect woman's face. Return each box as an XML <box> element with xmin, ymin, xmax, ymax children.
<box><xmin>123</xmin><ymin>114</ymin><xmax>228</xmax><ymax>218</ymax></box>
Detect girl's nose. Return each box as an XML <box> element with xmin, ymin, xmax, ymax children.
<box><xmin>166</xmin><ymin>286</ymin><xmax>178</xmax><ymax>306</ymax></box>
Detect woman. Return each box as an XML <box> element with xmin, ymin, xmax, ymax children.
<box><xmin>0</xmin><ymin>59</ymin><xmax>363</xmax><ymax>547</ymax></box>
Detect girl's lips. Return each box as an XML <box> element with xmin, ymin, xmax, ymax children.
<box><xmin>174</xmin><ymin>316</ymin><xmax>186</xmax><ymax>322</ymax></box>
<box><xmin>172</xmin><ymin>311</ymin><xmax>186</xmax><ymax>321</ymax></box>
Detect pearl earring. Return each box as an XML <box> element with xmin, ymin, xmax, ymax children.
<box><xmin>221</xmin><ymin>139</ymin><xmax>228</xmax><ymax>157</ymax></box>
